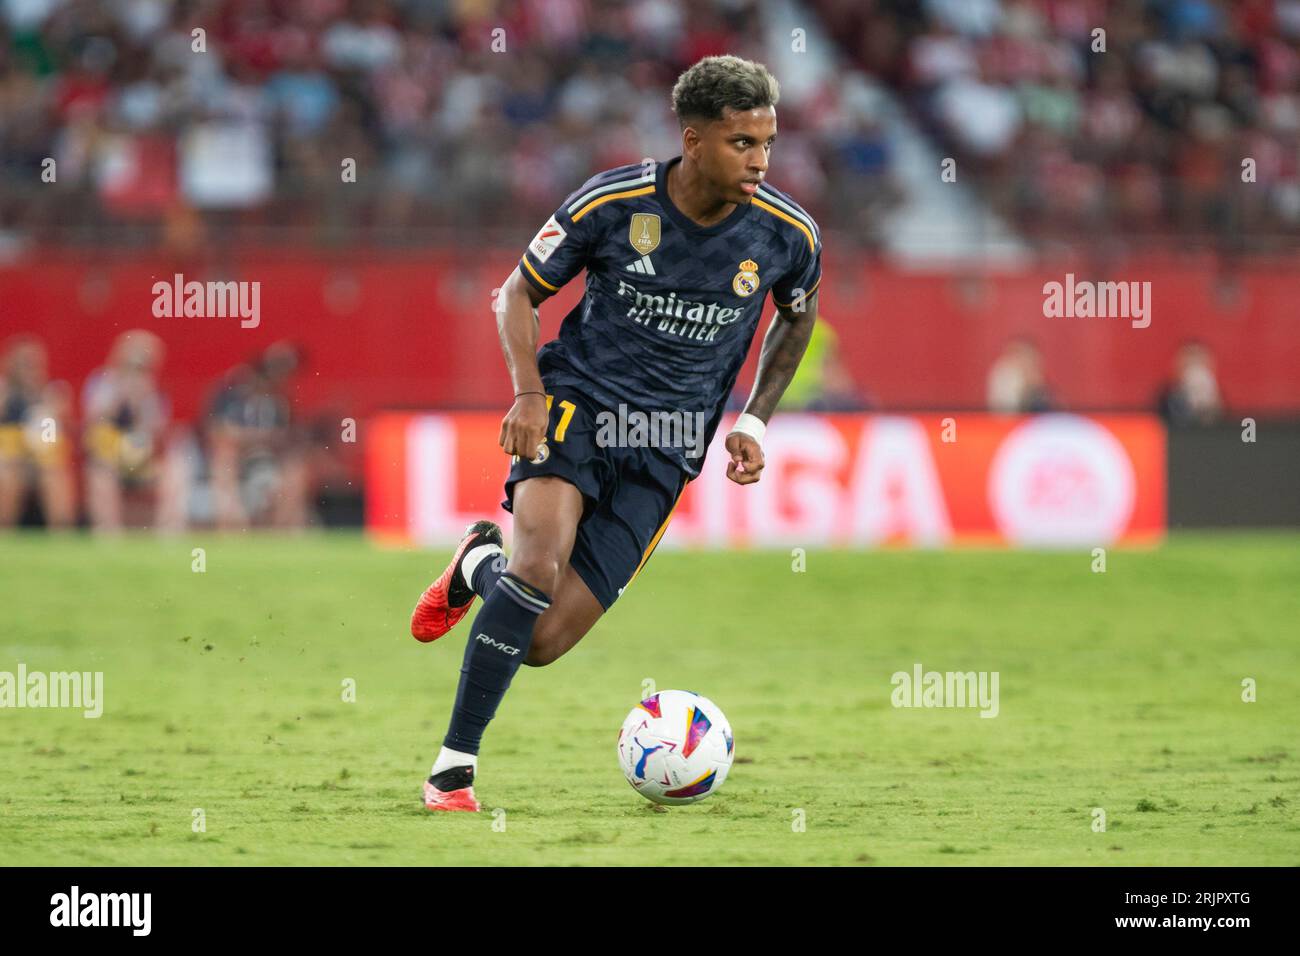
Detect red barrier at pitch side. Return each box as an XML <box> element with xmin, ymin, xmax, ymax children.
<box><xmin>2</xmin><ymin>251</ymin><xmax>1296</xmax><ymax>421</ymax></box>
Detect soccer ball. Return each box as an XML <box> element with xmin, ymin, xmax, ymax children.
<box><xmin>617</xmin><ymin>690</ymin><xmax>734</xmax><ymax>805</ymax></box>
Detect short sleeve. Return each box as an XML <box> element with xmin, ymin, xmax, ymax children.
<box><xmin>771</xmin><ymin>230</ymin><xmax>822</xmax><ymax>311</ymax></box>
<box><xmin>518</xmin><ymin>186</ymin><xmax>601</xmax><ymax>296</ymax></box>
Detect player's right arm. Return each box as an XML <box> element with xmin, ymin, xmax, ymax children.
<box><xmin>496</xmin><ymin>175</ymin><xmax>606</xmax><ymax>458</ymax></box>
<box><xmin>496</xmin><ymin>267</ymin><xmax>550</xmax><ymax>459</ymax></box>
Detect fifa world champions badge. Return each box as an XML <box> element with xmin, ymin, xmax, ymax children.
<box><xmin>629</xmin><ymin>213</ymin><xmax>661</xmax><ymax>255</ymax></box>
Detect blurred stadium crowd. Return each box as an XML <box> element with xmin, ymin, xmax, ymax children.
<box><xmin>0</xmin><ymin>331</ymin><xmax>360</xmax><ymax>530</ymax></box>
<box><xmin>1</xmin><ymin>0</ymin><xmax>1297</xmax><ymax>249</ymax></box>
<box><xmin>0</xmin><ymin>0</ymin><xmax>873</xmax><ymax>248</ymax></box>
<box><xmin>817</xmin><ymin>0</ymin><xmax>1300</xmax><ymax>249</ymax></box>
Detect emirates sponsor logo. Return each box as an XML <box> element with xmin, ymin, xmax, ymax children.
<box><xmin>614</xmin><ymin>278</ymin><xmax>747</xmax><ymax>343</ymax></box>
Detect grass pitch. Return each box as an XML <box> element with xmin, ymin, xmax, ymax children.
<box><xmin>1</xmin><ymin>532</ymin><xmax>1297</xmax><ymax>866</ymax></box>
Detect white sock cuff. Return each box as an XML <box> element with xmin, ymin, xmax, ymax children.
<box><xmin>460</xmin><ymin>542</ymin><xmax>504</xmax><ymax>590</ymax></box>
<box><xmin>431</xmin><ymin>746</ymin><xmax>478</xmax><ymax>776</ymax></box>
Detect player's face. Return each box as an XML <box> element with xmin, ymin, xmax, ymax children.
<box><xmin>696</xmin><ymin>106</ymin><xmax>777</xmax><ymax>204</ymax></box>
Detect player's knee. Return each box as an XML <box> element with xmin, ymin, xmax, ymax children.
<box><xmin>525</xmin><ymin>612</ymin><xmax>578</xmax><ymax>667</ymax></box>
<box><xmin>522</xmin><ymin>644</ymin><xmax>558</xmax><ymax>667</ymax></box>
<box><xmin>506</xmin><ymin>553</ymin><xmax>561</xmax><ymax>597</ymax></box>
<box><xmin>523</xmin><ymin>627</ymin><xmax>561</xmax><ymax>667</ymax></box>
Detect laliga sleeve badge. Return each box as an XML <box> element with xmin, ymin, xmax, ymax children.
<box><xmin>732</xmin><ymin>259</ymin><xmax>760</xmax><ymax>297</ymax></box>
<box><xmin>529</xmin><ymin>216</ymin><xmax>567</xmax><ymax>263</ymax></box>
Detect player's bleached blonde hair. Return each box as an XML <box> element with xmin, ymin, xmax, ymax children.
<box><xmin>671</xmin><ymin>55</ymin><xmax>780</xmax><ymax>128</ymax></box>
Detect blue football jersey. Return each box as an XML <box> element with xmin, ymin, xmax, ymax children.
<box><xmin>518</xmin><ymin>155</ymin><xmax>822</xmax><ymax>476</ymax></box>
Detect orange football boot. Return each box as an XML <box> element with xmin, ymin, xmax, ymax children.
<box><xmin>411</xmin><ymin>520</ymin><xmax>504</xmax><ymax>643</ymax></box>
<box><xmin>423</xmin><ymin>767</ymin><xmax>481</xmax><ymax>812</ymax></box>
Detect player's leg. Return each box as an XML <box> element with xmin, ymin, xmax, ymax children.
<box><xmin>0</xmin><ymin>457</ymin><xmax>24</xmax><ymax>526</ymax></box>
<box><xmin>524</xmin><ymin>562</ymin><xmax>606</xmax><ymax>666</ymax></box>
<box><xmin>153</xmin><ymin>434</ymin><xmax>195</xmax><ymax>534</ymax></box>
<box><xmin>411</xmin><ymin>384</ymin><xmax>606</xmax><ymax>644</ymax></box>
<box><xmin>270</xmin><ymin>450</ymin><xmax>310</xmax><ymax>529</ymax></box>
<box><xmin>498</xmin><ymin>474</ymin><xmax>583</xmax><ymax>595</ymax></box>
<box><xmin>522</xmin><ymin>452</ymin><xmax>688</xmax><ymax>668</ymax></box>
<box><xmin>423</xmin><ymin>475</ymin><xmax>584</xmax><ymax>811</ymax></box>
<box><xmin>208</xmin><ymin>429</ymin><xmax>247</xmax><ymax>529</ymax></box>
<box><xmin>36</xmin><ymin>458</ymin><xmax>76</xmax><ymax>529</ymax></box>
<box><xmin>414</xmin><ymin>383</ymin><xmax>613</xmax><ymax>809</ymax></box>
<box><xmin>85</xmin><ymin>461</ymin><xmax>124</xmax><ymax>532</ymax></box>
<box><xmin>0</xmin><ymin>427</ymin><xmax>28</xmax><ymax>526</ymax></box>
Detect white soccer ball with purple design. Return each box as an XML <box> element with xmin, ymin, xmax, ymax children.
<box><xmin>617</xmin><ymin>690</ymin><xmax>734</xmax><ymax>805</ymax></box>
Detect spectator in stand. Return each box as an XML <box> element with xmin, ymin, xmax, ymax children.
<box><xmin>205</xmin><ymin>342</ymin><xmax>311</xmax><ymax>530</ymax></box>
<box><xmin>82</xmin><ymin>329</ymin><xmax>174</xmax><ymax>531</ymax></box>
<box><xmin>0</xmin><ymin>335</ymin><xmax>75</xmax><ymax>528</ymax></box>
<box><xmin>1157</xmin><ymin>340</ymin><xmax>1223</xmax><ymax>425</ymax></box>
<box><xmin>987</xmin><ymin>336</ymin><xmax>1054</xmax><ymax>413</ymax></box>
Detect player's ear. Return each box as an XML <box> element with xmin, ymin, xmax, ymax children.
<box><xmin>681</xmin><ymin>123</ymin><xmax>702</xmax><ymax>156</ymax></box>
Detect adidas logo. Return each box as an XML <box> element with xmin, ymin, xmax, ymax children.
<box><xmin>625</xmin><ymin>255</ymin><xmax>656</xmax><ymax>276</ymax></box>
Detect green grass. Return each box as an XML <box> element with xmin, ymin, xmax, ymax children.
<box><xmin>1</xmin><ymin>531</ymin><xmax>1298</xmax><ymax>866</ymax></box>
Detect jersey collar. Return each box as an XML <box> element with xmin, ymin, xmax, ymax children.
<box><xmin>656</xmin><ymin>156</ymin><xmax>752</xmax><ymax>236</ymax></box>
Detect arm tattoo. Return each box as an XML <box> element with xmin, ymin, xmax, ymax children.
<box><xmin>742</xmin><ymin>293</ymin><xmax>819</xmax><ymax>422</ymax></box>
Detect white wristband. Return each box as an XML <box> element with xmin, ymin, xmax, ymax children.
<box><xmin>729</xmin><ymin>413</ymin><xmax>767</xmax><ymax>445</ymax></box>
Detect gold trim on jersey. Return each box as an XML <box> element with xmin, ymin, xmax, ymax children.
<box><xmin>751</xmin><ymin>198</ymin><xmax>817</xmax><ymax>254</ymax></box>
<box><xmin>520</xmin><ymin>256</ymin><xmax>559</xmax><ymax>293</ymax></box>
<box><xmin>627</xmin><ymin>485</ymin><xmax>686</xmax><ymax>587</ymax></box>
<box><xmin>571</xmin><ymin>185</ymin><xmax>655</xmax><ymax>222</ymax></box>
<box><xmin>773</xmin><ymin>274</ymin><xmax>822</xmax><ymax>310</ymax></box>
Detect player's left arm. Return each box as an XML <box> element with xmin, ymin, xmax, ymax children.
<box><xmin>726</xmin><ymin>290</ymin><xmax>819</xmax><ymax>485</ymax></box>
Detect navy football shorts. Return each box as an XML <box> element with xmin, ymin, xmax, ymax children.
<box><xmin>503</xmin><ymin>383</ymin><xmax>688</xmax><ymax>610</ymax></box>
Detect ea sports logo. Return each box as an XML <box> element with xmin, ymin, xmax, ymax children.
<box><xmin>988</xmin><ymin>415</ymin><xmax>1136</xmax><ymax>546</ymax></box>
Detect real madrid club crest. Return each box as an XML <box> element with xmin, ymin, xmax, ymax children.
<box><xmin>732</xmin><ymin>259</ymin><xmax>760</xmax><ymax>297</ymax></box>
<box><xmin>629</xmin><ymin>213</ymin><xmax>661</xmax><ymax>255</ymax></box>
<box><xmin>510</xmin><ymin>441</ymin><xmax>550</xmax><ymax>466</ymax></box>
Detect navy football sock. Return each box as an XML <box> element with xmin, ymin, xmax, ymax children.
<box><xmin>443</xmin><ymin>572</ymin><xmax>551</xmax><ymax>756</ymax></box>
<box><xmin>469</xmin><ymin>549</ymin><xmax>508</xmax><ymax>599</ymax></box>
